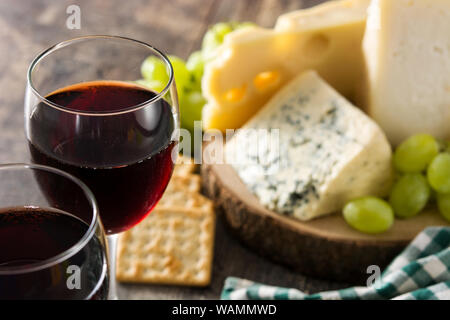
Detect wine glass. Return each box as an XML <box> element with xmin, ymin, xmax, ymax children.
<box><xmin>24</xmin><ymin>36</ymin><xmax>179</xmax><ymax>299</ymax></box>
<box><xmin>0</xmin><ymin>163</ymin><xmax>108</xmax><ymax>300</ymax></box>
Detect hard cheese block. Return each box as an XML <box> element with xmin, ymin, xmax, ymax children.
<box><xmin>363</xmin><ymin>0</ymin><xmax>450</xmax><ymax>146</ymax></box>
<box><xmin>202</xmin><ymin>0</ymin><xmax>371</xmax><ymax>132</ymax></box>
<box><xmin>226</xmin><ymin>71</ymin><xmax>393</xmax><ymax>221</ymax></box>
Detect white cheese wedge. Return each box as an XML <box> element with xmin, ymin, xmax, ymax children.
<box><xmin>362</xmin><ymin>0</ymin><xmax>450</xmax><ymax>146</ymax></box>
<box><xmin>202</xmin><ymin>0</ymin><xmax>371</xmax><ymax>132</ymax></box>
<box><xmin>226</xmin><ymin>71</ymin><xmax>393</xmax><ymax>221</ymax></box>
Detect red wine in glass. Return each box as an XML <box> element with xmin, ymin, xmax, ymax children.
<box><xmin>28</xmin><ymin>81</ymin><xmax>176</xmax><ymax>234</ymax></box>
<box><xmin>0</xmin><ymin>206</ymin><xmax>108</xmax><ymax>300</ymax></box>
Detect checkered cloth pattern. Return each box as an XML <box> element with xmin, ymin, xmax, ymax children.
<box><xmin>222</xmin><ymin>227</ymin><xmax>450</xmax><ymax>300</ymax></box>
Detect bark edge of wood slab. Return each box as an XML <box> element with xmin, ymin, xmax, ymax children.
<box><xmin>201</xmin><ymin>162</ymin><xmax>449</xmax><ymax>284</ymax></box>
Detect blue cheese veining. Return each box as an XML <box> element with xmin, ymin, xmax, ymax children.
<box><xmin>225</xmin><ymin>71</ymin><xmax>393</xmax><ymax>221</ymax></box>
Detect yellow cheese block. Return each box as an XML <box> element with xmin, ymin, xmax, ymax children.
<box><xmin>202</xmin><ymin>0</ymin><xmax>370</xmax><ymax>132</ymax></box>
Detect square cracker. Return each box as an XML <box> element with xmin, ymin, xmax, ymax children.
<box><xmin>116</xmin><ymin>207</ymin><xmax>215</xmax><ymax>286</ymax></box>
<box><xmin>157</xmin><ymin>190</ymin><xmax>213</xmax><ymax>212</ymax></box>
<box><xmin>158</xmin><ymin>174</ymin><xmax>212</xmax><ymax>212</ymax></box>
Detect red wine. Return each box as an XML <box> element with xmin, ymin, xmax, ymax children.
<box><xmin>0</xmin><ymin>206</ymin><xmax>108</xmax><ymax>300</ymax></box>
<box><xmin>28</xmin><ymin>81</ymin><xmax>176</xmax><ymax>234</ymax></box>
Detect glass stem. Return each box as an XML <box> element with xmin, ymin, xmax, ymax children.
<box><xmin>107</xmin><ymin>234</ymin><xmax>119</xmax><ymax>300</ymax></box>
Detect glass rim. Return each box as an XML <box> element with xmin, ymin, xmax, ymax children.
<box><xmin>26</xmin><ymin>35</ymin><xmax>174</xmax><ymax>117</ymax></box>
<box><xmin>0</xmin><ymin>163</ymin><xmax>100</xmax><ymax>275</ymax></box>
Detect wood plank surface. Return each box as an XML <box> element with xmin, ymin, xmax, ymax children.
<box><xmin>0</xmin><ymin>0</ymin><xmax>352</xmax><ymax>300</ymax></box>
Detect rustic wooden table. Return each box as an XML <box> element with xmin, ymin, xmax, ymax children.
<box><xmin>0</xmin><ymin>0</ymin><xmax>349</xmax><ymax>299</ymax></box>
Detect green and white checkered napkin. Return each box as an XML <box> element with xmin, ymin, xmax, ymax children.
<box><xmin>222</xmin><ymin>227</ymin><xmax>450</xmax><ymax>300</ymax></box>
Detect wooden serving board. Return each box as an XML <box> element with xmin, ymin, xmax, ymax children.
<box><xmin>201</xmin><ymin>162</ymin><xmax>449</xmax><ymax>284</ymax></box>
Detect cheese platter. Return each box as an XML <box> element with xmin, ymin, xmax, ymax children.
<box><xmin>200</xmin><ymin>71</ymin><xmax>449</xmax><ymax>283</ymax></box>
<box><xmin>136</xmin><ymin>0</ymin><xmax>450</xmax><ymax>283</ymax></box>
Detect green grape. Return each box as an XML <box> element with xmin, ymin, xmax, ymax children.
<box><xmin>427</xmin><ymin>153</ymin><xmax>450</xmax><ymax>193</ymax></box>
<box><xmin>389</xmin><ymin>173</ymin><xmax>430</xmax><ymax>218</ymax></box>
<box><xmin>169</xmin><ymin>56</ymin><xmax>190</xmax><ymax>88</ymax></box>
<box><xmin>180</xmin><ymin>91</ymin><xmax>206</xmax><ymax>132</ymax></box>
<box><xmin>186</xmin><ymin>51</ymin><xmax>204</xmax><ymax>90</ymax></box>
<box><xmin>436</xmin><ymin>193</ymin><xmax>450</xmax><ymax>222</ymax></box>
<box><xmin>202</xmin><ymin>22</ymin><xmax>233</xmax><ymax>55</ymax></box>
<box><xmin>134</xmin><ymin>79</ymin><xmax>166</xmax><ymax>93</ymax></box>
<box><xmin>437</xmin><ymin>139</ymin><xmax>450</xmax><ymax>153</ymax></box>
<box><xmin>141</xmin><ymin>56</ymin><xmax>169</xmax><ymax>83</ymax></box>
<box><xmin>392</xmin><ymin>169</ymin><xmax>402</xmax><ymax>183</ymax></box>
<box><xmin>445</xmin><ymin>141</ymin><xmax>450</xmax><ymax>153</ymax></box>
<box><xmin>394</xmin><ymin>133</ymin><xmax>439</xmax><ymax>173</ymax></box>
<box><xmin>185</xmin><ymin>76</ymin><xmax>202</xmax><ymax>93</ymax></box>
<box><xmin>429</xmin><ymin>187</ymin><xmax>437</xmax><ymax>204</ymax></box>
<box><xmin>168</xmin><ymin>55</ymin><xmax>190</xmax><ymax>96</ymax></box>
<box><xmin>343</xmin><ymin>197</ymin><xmax>394</xmax><ymax>234</ymax></box>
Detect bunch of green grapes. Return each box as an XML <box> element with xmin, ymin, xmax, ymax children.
<box><xmin>343</xmin><ymin>133</ymin><xmax>450</xmax><ymax>234</ymax></box>
<box><xmin>137</xmin><ymin>21</ymin><xmax>256</xmax><ymax>133</ymax></box>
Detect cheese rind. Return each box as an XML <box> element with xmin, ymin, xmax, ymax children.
<box><xmin>202</xmin><ymin>0</ymin><xmax>370</xmax><ymax>132</ymax></box>
<box><xmin>362</xmin><ymin>0</ymin><xmax>450</xmax><ymax>146</ymax></box>
<box><xmin>226</xmin><ymin>71</ymin><xmax>393</xmax><ymax>221</ymax></box>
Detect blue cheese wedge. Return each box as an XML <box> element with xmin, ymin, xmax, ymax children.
<box><xmin>225</xmin><ymin>71</ymin><xmax>393</xmax><ymax>221</ymax></box>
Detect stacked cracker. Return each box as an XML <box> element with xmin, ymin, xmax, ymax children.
<box><xmin>116</xmin><ymin>156</ymin><xmax>215</xmax><ymax>286</ymax></box>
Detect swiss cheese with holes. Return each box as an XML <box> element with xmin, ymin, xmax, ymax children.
<box><xmin>202</xmin><ymin>0</ymin><xmax>370</xmax><ymax>132</ymax></box>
